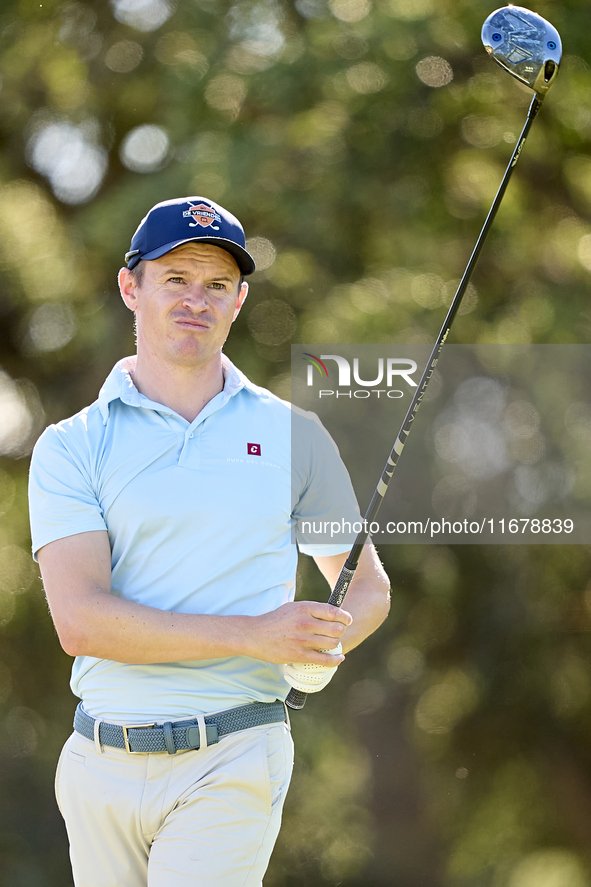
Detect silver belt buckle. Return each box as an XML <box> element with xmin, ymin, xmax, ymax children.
<box><xmin>122</xmin><ymin>722</ymin><xmax>155</xmax><ymax>754</ymax></box>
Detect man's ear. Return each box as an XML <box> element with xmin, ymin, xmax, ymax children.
<box><xmin>118</xmin><ymin>268</ymin><xmax>139</xmax><ymax>312</ymax></box>
<box><xmin>233</xmin><ymin>281</ymin><xmax>249</xmax><ymax>322</ymax></box>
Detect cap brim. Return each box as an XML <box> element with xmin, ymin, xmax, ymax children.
<box><xmin>140</xmin><ymin>236</ymin><xmax>256</xmax><ymax>275</ymax></box>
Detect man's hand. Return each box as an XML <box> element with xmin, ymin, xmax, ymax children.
<box><xmin>284</xmin><ymin>642</ymin><xmax>342</xmax><ymax>693</ymax></box>
<box><xmin>246</xmin><ymin>601</ymin><xmax>352</xmax><ymax>665</ymax></box>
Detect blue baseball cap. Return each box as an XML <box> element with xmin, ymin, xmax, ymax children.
<box><xmin>125</xmin><ymin>196</ymin><xmax>256</xmax><ymax>275</ymax></box>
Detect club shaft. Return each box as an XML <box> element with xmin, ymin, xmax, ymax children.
<box><xmin>286</xmin><ymin>93</ymin><xmax>543</xmax><ymax>711</ymax></box>
<box><xmin>348</xmin><ymin>92</ymin><xmax>543</xmax><ymax>563</ymax></box>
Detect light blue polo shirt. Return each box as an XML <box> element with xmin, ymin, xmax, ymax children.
<box><xmin>28</xmin><ymin>356</ymin><xmax>360</xmax><ymax>721</ymax></box>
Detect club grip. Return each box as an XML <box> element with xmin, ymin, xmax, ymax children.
<box><xmin>286</xmin><ymin>687</ymin><xmax>308</xmax><ymax>709</ymax></box>
<box><xmin>285</xmin><ymin>565</ymin><xmax>357</xmax><ymax>711</ymax></box>
<box><xmin>327</xmin><ymin>565</ymin><xmax>355</xmax><ymax>608</ymax></box>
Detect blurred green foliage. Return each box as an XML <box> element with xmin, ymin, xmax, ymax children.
<box><xmin>1</xmin><ymin>0</ymin><xmax>591</xmax><ymax>884</ymax></box>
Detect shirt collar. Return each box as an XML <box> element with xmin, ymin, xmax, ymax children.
<box><xmin>97</xmin><ymin>354</ymin><xmax>262</xmax><ymax>423</ymax></box>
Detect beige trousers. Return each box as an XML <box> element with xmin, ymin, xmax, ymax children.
<box><xmin>55</xmin><ymin>721</ymin><xmax>294</xmax><ymax>887</ymax></box>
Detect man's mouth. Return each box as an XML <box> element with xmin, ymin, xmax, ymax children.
<box><xmin>173</xmin><ymin>316</ymin><xmax>211</xmax><ymax>329</ymax></box>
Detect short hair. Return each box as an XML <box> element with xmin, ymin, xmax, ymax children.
<box><xmin>128</xmin><ymin>259</ymin><xmax>145</xmax><ymax>287</ymax></box>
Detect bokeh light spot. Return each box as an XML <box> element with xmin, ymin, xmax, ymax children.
<box><xmin>329</xmin><ymin>0</ymin><xmax>371</xmax><ymax>23</ymax></box>
<box><xmin>508</xmin><ymin>849</ymin><xmax>589</xmax><ymax>887</ymax></box>
<box><xmin>0</xmin><ymin>373</ymin><xmax>35</xmax><ymax>458</ymax></box>
<box><xmin>204</xmin><ymin>74</ymin><xmax>247</xmax><ymax>118</ymax></box>
<box><xmin>577</xmin><ymin>233</ymin><xmax>591</xmax><ymax>272</ymax></box>
<box><xmin>416</xmin><ymin>55</ymin><xmax>453</xmax><ymax>87</ymax></box>
<box><xmin>295</xmin><ymin>0</ymin><xmax>327</xmax><ymax>18</ymax></box>
<box><xmin>415</xmin><ymin>669</ymin><xmax>479</xmax><ymax>734</ymax></box>
<box><xmin>349</xmin><ymin>278</ymin><xmax>389</xmax><ymax>314</ymax></box>
<box><xmin>388</xmin><ymin>646</ymin><xmax>425</xmax><ymax>683</ymax></box>
<box><xmin>461</xmin><ymin>115</ymin><xmax>503</xmax><ymax>149</ymax></box>
<box><xmin>110</xmin><ymin>0</ymin><xmax>174</xmax><ymax>32</ymax></box>
<box><xmin>442</xmin><ymin>280</ymin><xmax>478</xmax><ymax>315</ymax></box>
<box><xmin>266</xmin><ymin>250</ymin><xmax>315</xmax><ymax>288</ymax></box>
<box><xmin>0</xmin><ymin>546</ymin><xmax>36</xmax><ymax>595</ymax></box>
<box><xmin>29</xmin><ymin>303</ymin><xmax>77</xmax><ymax>353</ymax></box>
<box><xmin>0</xmin><ymin>182</ymin><xmax>85</xmax><ymax>302</ymax></box>
<box><xmin>434</xmin><ymin>378</ymin><xmax>510</xmax><ymax>479</ymax></box>
<box><xmin>27</xmin><ymin>120</ymin><xmax>107</xmax><ymax>204</ymax></box>
<box><xmin>228</xmin><ymin>2</ymin><xmax>285</xmax><ymax>56</ymax></box>
<box><xmin>565</xmin><ymin>402</ymin><xmax>591</xmax><ymax>442</ymax></box>
<box><xmin>120</xmin><ymin>125</ymin><xmax>170</xmax><ymax>173</ymax></box>
<box><xmin>411</xmin><ymin>273</ymin><xmax>444</xmax><ymax>309</ymax></box>
<box><xmin>346</xmin><ymin>63</ymin><xmax>388</xmax><ymax>94</ymax></box>
<box><xmin>248</xmin><ymin>300</ymin><xmax>297</xmax><ymax>345</ymax></box>
<box><xmin>155</xmin><ymin>32</ymin><xmax>209</xmax><ymax>73</ymax></box>
<box><xmin>503</xmin><ymin>401</ymin><xmax>541</xmax><ymax>440</ymax></box>
<box><xmin>246</xmin><ymin>237</ymin><xmax>276</xmax><ymax>271</ymax></box>
<box><xmin>104</xmin><ymin>40</ymin><xmax>143</xmax><ymax>73</ymax></box>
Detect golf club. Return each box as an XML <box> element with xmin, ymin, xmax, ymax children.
<box><xmin>286</xmin><ymin>5</ymin><xmax>562</xmax><ymax>710</ymax></box>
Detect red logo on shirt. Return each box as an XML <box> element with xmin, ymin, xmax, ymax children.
<box><xmin>247</xmin><ymin>443</ymin><xmax>261</xmax><ymax>456</ymax></box>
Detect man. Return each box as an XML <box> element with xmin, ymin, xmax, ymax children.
<box><xmin>28</xmin><ymin>196</ymin><xmax>390</xmax><ymax>887</ymax></box>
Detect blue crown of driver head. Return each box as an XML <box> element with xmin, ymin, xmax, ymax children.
<box><xmin>125</xmin><ymin>197</ymin><xmax>256</xmax><ymax>276</ymax></box>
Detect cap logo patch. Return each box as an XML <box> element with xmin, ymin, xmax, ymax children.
<box><xmin>247</xmin><ymin>443</ymin><xmax>261</xmax><ymax>456</ymax></box>
<box><xmin>183</xmin><ymin>202</ymin><xmax>221</xmax><ymax>231</ymax></box>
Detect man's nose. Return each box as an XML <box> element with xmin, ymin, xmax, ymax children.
<box><xmin>181</xmin><ymin>284</ymin><xmax>208</xmax><ymax>308</ymax></box>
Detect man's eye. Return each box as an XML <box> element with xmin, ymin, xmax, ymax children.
<box><xmin>209</xmin><ymin>282</ymin><xmax>226</xmax><ymax>290</ymax></box>
<box><xmin>168</xmin><ymin>277</ymin><xmax>184</xmax><ymax>284</ymax></box>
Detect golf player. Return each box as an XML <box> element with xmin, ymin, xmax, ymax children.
<box><xmin>28</xmin><ymin>196</ymin><xmax>390</xmax><ymax>886</ymax></box>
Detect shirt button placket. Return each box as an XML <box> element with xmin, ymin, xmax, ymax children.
<box><xmin>178</xmin><ymin>427</ymin><xmax>200</xmax><ymax>470</ymax></box>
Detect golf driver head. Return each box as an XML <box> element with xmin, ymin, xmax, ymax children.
<box><xmin>482</xmin><ymin>5</ymin><xmax>561</xmax><ymax>96</ymax></box>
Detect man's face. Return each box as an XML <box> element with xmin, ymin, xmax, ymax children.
<box><xmin>119</xmin><ymin>243</ymin><xmax>248</xmax><ymax>370</ymax></box>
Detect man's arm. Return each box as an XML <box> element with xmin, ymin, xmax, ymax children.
<box><xmin>38</xmin><ymin>530</ymin><xmax>351</xmax><ymax>667</ymax></box>
<box><xmin>312</xmin><ymin>543</ymin><xmax>390</xmax><ymax>653</ymax></box>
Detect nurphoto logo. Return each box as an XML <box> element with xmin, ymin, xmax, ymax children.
<box><xmin>303</xmin><ymin>352</ymin><xmax>419</xmax><ymax>399</ymax></box>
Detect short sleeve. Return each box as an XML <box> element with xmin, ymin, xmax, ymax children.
<box><xmin>291</xmin><ymin>409</ymin><xmax>361</xmax><ymax>557</ymax></box>
<box><xmin>28</xmin><ymin>424</ymin><xmax>107</xmax><ymax>561</ymax></box>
